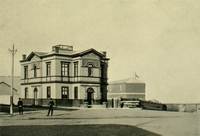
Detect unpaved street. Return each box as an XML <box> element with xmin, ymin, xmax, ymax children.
<box><xmin>0</xmin><ymin>108</ymin><xmax>199</xmax><ymax>136</ymax></box>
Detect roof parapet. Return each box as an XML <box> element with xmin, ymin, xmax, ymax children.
<box><xmin>52</xmin><ymin>45</ymin><xmax>73</xmax><ymax>53</ymax></box>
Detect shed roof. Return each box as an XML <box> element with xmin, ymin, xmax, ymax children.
<box><xmin>109</xmin><ymin>78</ymin><xmax>145</xmax><ymax>84</ymax></box>
<box><xmin>0</xmin><ymin>82</ymin><xmax>18</xmax><ymax>95</ymax></box>
<box><xmin>0</xmin><ymin>76</ymin><xmax>20</xmax><ymax>91</ymax></box>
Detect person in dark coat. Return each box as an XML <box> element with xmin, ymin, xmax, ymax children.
<box><xmin>47</xmin><ymin>98</ymin><xmax>54</xmax><ymax>116</ymax></box>
<box><xmin>17</xmin><ymin>98</ymin><xmax>23</xmax><ymax>115</ymax></box>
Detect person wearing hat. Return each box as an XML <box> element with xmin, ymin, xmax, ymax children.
<box><xmin>17</xmin><ymin>98</ymin><xmax>23</xmax><ymax>115</ymax></box>
<box><xmin>47</xmin><ymin>98</ymin><xmax>54</xmax><ymax>116</ymax></box>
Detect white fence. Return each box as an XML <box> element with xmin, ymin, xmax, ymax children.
<box><xmin>0</xmin><ymin>95</ymin><xmax>19</xmax><ymax>105</ymax></box>
<box><xmin>166</xmin><ymin>103</ymin><xmax>200</xmax><ymax>112</ymax></box>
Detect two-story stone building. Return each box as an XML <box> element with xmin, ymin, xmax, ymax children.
<box><xmin>20</xmin><ymin>45</ymin><xmax>109</xmax><ymax>107</ymax></box>
<box><xmin>108</xmin><ymin>78</ymin><xmax>145</xmax><ymax>100</ymax></box>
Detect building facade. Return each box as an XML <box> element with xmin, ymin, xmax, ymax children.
<box><xmin>0</xmin><ymin>76</ymin><xmax>20</xmax><ymax>105</ymax></box>
<box><xmin>20</xmin><ymin>45</ymin><xmax>109</xmax><ymax>106</ymax></box>
<box><xmin>0</xmin><ymin>82</ymin><xmax>19</xmax><ymax>105</ymax></box>
<box><xmin>108</xmin><ymin>78</ymin><xmax>145</xmax><ymax>100</ymax></box>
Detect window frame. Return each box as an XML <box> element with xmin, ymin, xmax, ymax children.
<box><xmin>61</xmin><ymin>86</ymin><xmax>69</xmax><ymax>99</ymax></box>
<box><xmin>34</xmin><ymin>88</ymin><xmax>38</xmax><ymax>99</ymax></box>
<box><xmin>88</xmin><ymin>64</ymin><xmax>93</xmax><ymax>77</ymax></box>
<box><xmin>25</xmin><ymin>87</ymin><xmax>28</xmax><ymax>99</ymax></box>
<box><xmin>33</xmin><ymin>65</ymin><xmax>37</xmax><ymax>78</ymax></box>
<box><xmin>46</xmin><ymin>62</ymin><xmax>51</xmax><ymax>77</ymax></box>
<box><xmin>61</xmin><ymin>61</ymin><xmax>70</xmax><ymax>77</ymax></box>
<box><xmin>24</xmin><ymin>65</ymin><xmax>28</xmax><ymax>79</ymax></box>
<box><xmin>74</xmin><ymin>62</ymin><xmax>78</xmax><ymax>77</ymax></box>
<box><xmin>74</xmin><ymin>86</ymin><xmax>78</xmax><ymax>99</ymax></box>
<box><xmin>47</xmin><ymin>86</ymin><xmax>51</xmax><ymax>98</ymax></box>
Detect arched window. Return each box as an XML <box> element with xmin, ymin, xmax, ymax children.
<box><xmin>25</xmin><ymin>88</ymin><xmax>28</xmax><ymax>99</ymax></box>
<box><xmin>34</xmin><ymin>88</ymin><xmax>38</xmax><ymax>99</ymax></box>
<box><xmin>88</xmin><ymin>64</ymin><xmax>93</xmax><ymax>77</ymax></box>
<box><xmin>33</xmin><ymin>65</ymin><xmax>37</xmax><ymax>77</ymax></box>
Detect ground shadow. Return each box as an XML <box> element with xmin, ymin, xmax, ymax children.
<box><xmin>0</xmin><ymin>124</ymin><xmax>161</xmax><ymax>136</ymax></box>
<box><xmin>0</xmin><ymin>104</ymin><xmax>78</xmax><ymax>113</ymax></box>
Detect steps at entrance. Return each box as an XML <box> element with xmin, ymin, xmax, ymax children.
<box><xmin>89</xmin><ymin>104</ymin><xmax>106</xmax><ymax>109</ymax></box>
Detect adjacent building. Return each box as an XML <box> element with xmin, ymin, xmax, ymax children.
<box><xmin>108</xmin><ymin>77</ymin><xmax>145</xmax><ymax>100</ymax></box>
<box><xmin>20</xmin><ymin>45</ymin><xmax>109</xmax><ymax>106</ymax></box>
<box><xmin>0</xmin><ymin>76</ymin><xmax>20</xmax><ymax>105</ymax></box>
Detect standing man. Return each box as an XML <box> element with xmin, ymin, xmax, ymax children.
<box><xmin>47</xmin><ymin>98</ymin><xmax>54</xmax><ymax>116</ymax></box>
<box><xmin>17</xmin><ymin>98</ymin><xmax>23</xmax><ymax>115</ymax></box>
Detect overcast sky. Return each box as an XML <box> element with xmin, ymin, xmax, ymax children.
<box><xmin>1</xmin><ymin>0</ymin><xmax>200</xmax><ymax>103</ymax></box>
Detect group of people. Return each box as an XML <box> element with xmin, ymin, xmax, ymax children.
<box><xmin>17</xmin><ymin>98</ymin><xmax>55</xmax><ymax>116</ymax></box>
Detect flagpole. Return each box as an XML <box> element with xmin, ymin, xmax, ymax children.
<box><xmin>135</xmin><ymin>72</ymin><xmax>139</xmax><ymax>80</ymax></box>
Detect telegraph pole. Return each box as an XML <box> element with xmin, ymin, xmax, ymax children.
<box><xmin>8</xmin><ymin>44</ymin><xmax>17</xmax><ymax>115</ymax></box>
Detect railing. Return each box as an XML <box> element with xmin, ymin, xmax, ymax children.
<box><xmin>21</xmin><ymin>76</ymin><xmax>103</xmax><ymax>84</ymax></box>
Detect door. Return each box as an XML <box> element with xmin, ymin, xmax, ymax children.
<box><xmin>34</xmin><ymin>88</ymin><xmax>38</xmax><ymax>105</ymax></box>
<box><xmin>87</xmin><ymin>88</ymin><xmax>94</xmax><ymax>105</ymax></box>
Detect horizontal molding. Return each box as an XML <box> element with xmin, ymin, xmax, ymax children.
<box><xmin>108</xmin><ymin>93</ymin><xmax>145</xmax><ymax>95</ymax></box>
<box><xmin>21</xmin><ymin>75</ymin><xmax>108</xmax><ymax>80</ymax></box>
<box><xmin>21</xmin><ymin>81</ymin><xmax>108</xmax><ymax>85</ymax></box>
<box><xmin>81</xmin><ymin>65</ymin><xmax>100</xmax><ymax>68</ymax></box>
<box><xmin>20</xmin><ymin>50</ymin><xmax>109</xmax><ymax>63</ymax></box>
<box><xmin>22</xmin><ymin>98</ymin><xmax>102</xmax><ymax>100</ymax></box>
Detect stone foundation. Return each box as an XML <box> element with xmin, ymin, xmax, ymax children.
<box><xmin>22</xmin><ymin>99</ymin><xmax>102</xmax><ymax>107</ymax></box>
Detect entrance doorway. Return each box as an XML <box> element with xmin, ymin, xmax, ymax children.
<box><xmin>87</xmin><ymin>88</ymin><xmax>94</xmax><ymax>105</ymax></box>
<box><xmin>33</xmin><ymin>88</ymin><xmax>38</xmax><ymax>105</ymax></box>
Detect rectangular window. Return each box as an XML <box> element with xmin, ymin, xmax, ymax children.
<box><xmin>74</xmin><ymin>87</ymin><xmax>78</xmax><ymax>99</ymax></box>
<box><xmin>25</xmin><ymin>88</ymin><xmax>28</xmax><ymax>99</ymax></box>
<box><xmin>61</xmin><ymin>62</ymin><xmax>69</xmax><ymax>76</ymax></box>
<box><xmin>74</xmin><ymin>62</ymin><xmax>78</xmax><ymax>77</ymax></box>
<box><xmin>47</xmin><ymin>86</ymin><xmax>51</xmax><ymax>98</ymax></box>
<box><xmin>61</xmin><ymin>87</ymin><xmax>69</xmax><ymax>99</ymax></box>
<box><xmin>46</xmin><ymin>62</ymin><xmax>51</xmax><ymax>76</ymax></box>
<box><xmin>24</xmin><ymin>66</ymin><xmax>28</xmax><ymax>79</ymax></box>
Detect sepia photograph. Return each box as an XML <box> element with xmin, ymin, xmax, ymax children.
<box><xmin>0</xmin><ymin>0</ymin><xmax>200</xmax><ymax>136</ymax></box>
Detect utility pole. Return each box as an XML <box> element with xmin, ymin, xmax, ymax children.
<box><xmin>8</xmin><ymin>44</ymin><xmax>17</xmax><ymax>115</ymax></box>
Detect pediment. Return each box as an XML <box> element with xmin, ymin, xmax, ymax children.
<box><xmin>81</xmin><ymin>52</ymin><xmax>100</xmax><ymax>59</ymax></box>
<box><xmin>26</xmin><ymin>52</ymin><xmax>41</xmax><ymax>62</ymax></box>
<box><xmin>31</xmin><ymin>55</ymin><xmax>41</xmax><ymax>61</ymax></box>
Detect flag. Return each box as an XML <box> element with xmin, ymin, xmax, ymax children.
<box><xmin>135</xmin><ymin>72</ymin><xmax>139</xmax><ymax>79</ymax></box>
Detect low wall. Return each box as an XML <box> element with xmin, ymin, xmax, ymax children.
<box><xmin>22</xmin><ymin>99</ymin><xmax>102</xmax><ymax>107</ymax></box>
<box><xmin>166</xmin><ymin>103</ymin><xmax>200</xmax><ymax>112</ymax></box>
<box><xmin>106</xmin><ymin>99</ymin><xmax>120</xmax><ymax>108</ymax></box>
<box><xmin>0</xmin><ymin>95</ymin><xmax>19</xmax><ymax>105</ymax></box>
<box><xmin>14</xmin><ymin>98</ymin><xmax>200</xmax><ymax>112</ymax></box>
<box><xmin>106</xmin><ymin>99</ymin><xmax>200</xmax><ymax>112</ymax></box>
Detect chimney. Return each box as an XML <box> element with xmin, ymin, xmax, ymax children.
<box><xmin>52</xmin><ymin>46</ymin><xmax>59</xmax><ymax>53</ymax></box>
<box><xmin>55</xmin><ymin>46</ymin><xmax>59</xmax><ymax>53</ymax></box>
<box><xmin>22</xmin><ymin>54</ymin><xmax>26</xmax><ymax>60</ymax></box>
<box><xmin>102</xmin><ymin>51</ymin><xmax>107</xmax><ymax>57</ymax></box>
